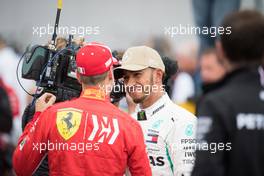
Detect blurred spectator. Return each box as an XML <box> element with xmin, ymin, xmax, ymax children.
<box><xmin>146</xmin><ymin>36</ymin><xmax>174</xmax><ymax>58</ymax></box>
<box><xmin>0</xmin><ymin>36</ymin><xmax>20</xmax><ymax>95</ymax></box>
<box><xmin>0</xmin><ymin>79</ymin><xmax>12</xmax><ymax>132</ymax></box>
<box><xmin>190</xmin><ymin>48</ymin><xmax>227</xmax><ymax>115</ymax></box>
<box><xmin>192</xmin><ymin>0</ymin><xmax>241</xmax><ymax>54</ymax></box>
<box><xmin>200</xmin><ymin>48</ymin><xmax>226</xmax><ymax>94</ymax></box>
<box><xmin>171</xmin><ymin>42</ymin><xmax>197</xmax><ymax>104</ymax></box>
<box><xmin>0</xmin><ymin>77</ymin><xmax>13</xmax><ymax>176</ymax></box>
<box><xmin>0</xmin><ymin>35</ymin><xmax>34</xmax><ymax>145</ymax></box>
<box><xmin>172</xmin><ymin>72</ymin><xmax>195</xmax><ymax>103</ymax></box>
<box><xmin>192</xmin><ymin>10</ymin><xmax>264</xmax><ymax>176</ymax></box>
<box><xmin>175</xmin><ymin>42</ymin><xmax>198</xmax><ymax>75</ymax></box>
<box><xmin>192</xmin><ymin>0</ymin><xmax>241</xmax><ymax>96</ymax></box>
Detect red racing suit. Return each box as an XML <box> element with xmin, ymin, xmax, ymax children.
<box><xmin>13</xmin><ymin>87</ymin><xmax>151</xmax><ymax>176</ymax></box>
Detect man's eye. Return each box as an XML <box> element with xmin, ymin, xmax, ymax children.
<box><xmin>124</xmin><ymin>76</ymin><xmax>129</xmax><ymax>81</ymax></box>
<box><xmin>134</xmin><ymin>73</ymin><xmax>141</xmax><ymax>77</ymax></box>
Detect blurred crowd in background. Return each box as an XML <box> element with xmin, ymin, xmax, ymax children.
<box><xmin>0</xmin><ymin>0</ymin><xmax>264</xmax><ymax>175</ymax></box>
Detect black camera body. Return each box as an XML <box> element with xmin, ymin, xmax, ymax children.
<box><xmin>21</xmin><ymin>37</ymin><xmax>81</xmax><ymax>102</ymax></box>
<box><xmin>21</xmin><ymin>38</ymin><xmax>126</xmax><ymax>103</ymax></box>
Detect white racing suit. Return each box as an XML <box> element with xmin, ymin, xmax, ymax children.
<box><xmin>132</xmin><ymin>93</ymin><xmax>197</xmax><ymax>176</ymax></box>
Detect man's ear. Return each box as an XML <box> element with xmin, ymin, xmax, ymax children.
<box><xmin>76</xmin><ymin>72</ymin><xmax>81</xmax><ymax>84</ymax></box>
<box><xmin>108</xmin><ymin>67</ymin><xmax>114</xmax><ymax>81</ymax></box>
<box><xmin>154</xmin><ymin>69</ymin><xmax>164</xmax><ymax>84</ymax></box>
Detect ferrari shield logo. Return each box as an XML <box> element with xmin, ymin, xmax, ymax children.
<box><xmin>56</xmin><ymin>108</ymin><xmax>83</xmax><ymax>140</ymax></box>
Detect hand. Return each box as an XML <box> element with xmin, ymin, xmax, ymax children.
<box><xmin>126</xmin><ymin>94</ymin><xmax>136</xmax><ymax>114</ymax></box>
<box><xmin>73</xmin><ymin>37</ymin><xmax>85</xmax><ymax>46</ymax></box>
<box><xmin>35</xmin><ymin>93</ymin><xmax>56</xmax><ymax>112</ymax></box>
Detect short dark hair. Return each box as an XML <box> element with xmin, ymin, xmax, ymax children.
<box><xmin>220</xmin><ymin>10</ymin><xmax>264</xmax><ymax>63</ymax></box>
<box><xmin>79</xmin><ymin>71</ymin><xmax>108</xmax><ymax>86</ymax></box>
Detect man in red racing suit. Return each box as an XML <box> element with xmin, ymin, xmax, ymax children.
<box><xmin>12</xmin><ymin>43</ymin><xmax>151</xmax><ymax>176</ymax></box>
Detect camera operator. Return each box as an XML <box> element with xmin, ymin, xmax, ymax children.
<box><xmin>12</xmin><ymin>43</ymin><xmax>151</xmax><ymax>176</ymax></box>
<box><xmin>192</xmin><ymin>10</ymin><xmax>264</xmax><ymax>176</ymax></box>
<box><xmin>115</xmin><ymin>46</ymin><xmax>197</xmax><ymax>176</ymax></box>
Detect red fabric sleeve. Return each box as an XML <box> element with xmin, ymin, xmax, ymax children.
<box><xmin>13</xmin><ymin>110</ymin><xmax>51</xmax><ymax>176</ymax></box>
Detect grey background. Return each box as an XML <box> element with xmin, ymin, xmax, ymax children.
<box><xmin>0</xmin><ymin>0</ymin><xmax>261</xmax><ymax>52</ymax></box>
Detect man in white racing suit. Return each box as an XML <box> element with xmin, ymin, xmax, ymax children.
<box><xmin>115</xmin><ymin>46</ymin><xmax>197</xmax><ymax>176</ymax></box>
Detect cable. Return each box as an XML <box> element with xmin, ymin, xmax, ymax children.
<box><xmin>16</xmin><ymin>51</ymin><xmax>34</xmax><ymax>96</ymax></box>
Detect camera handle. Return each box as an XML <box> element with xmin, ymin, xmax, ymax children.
<box><xmin>51</xmin><ymin>0</ymin><xmax>63</xmax><ymax>45</ymax></box>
